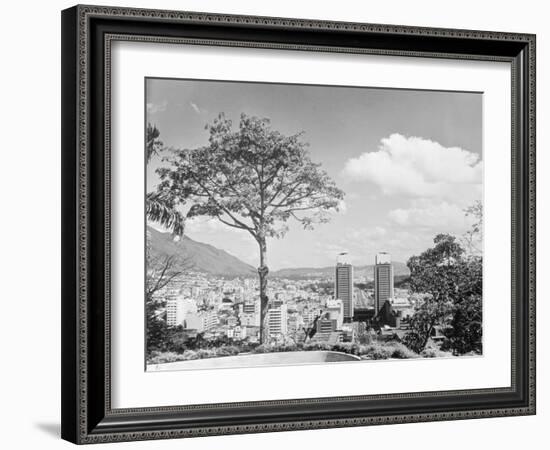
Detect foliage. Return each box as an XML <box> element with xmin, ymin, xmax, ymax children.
<box><xmin>403</xmin><ymin>234</ymin><xmax>482</xmax><ymax>355</ymax></box>
<box><xmin>462</xmin><ymin>200</ymin><xmax>483</xmax><ymax>257</ymax></box>
<box><xmin>146</xmin><ymin>123</ymin><xmax>163</xmax><ymax>162</ymax></box>
<box><xmin>146</xmin><ymin>191</ymin><xmax>186</xmax><ymax>236</ymax></box>
<box><xmin>145</xmin><ymin>254</ymin><xmax>191</xmax><ymax>357</ymax></box>
<box><xmin>145</xmin><ymin>125</ymin><xmax>186</xmax><ymax>235</ymax></box>
<box><xmin>420</xmin><ymin>344</ymin><xmax>454</xmax><ymax>359</ymax></box>
<box><xmin>440</xmin><ymin>284</ymin><xmax>483</xmax><ymax>355</ymax></box>
<box><xmin>359</xmin><ymin>342</ymin><xmax>418</xmax><ymax>360</ymax></box>
<box><xmin>253</xmin><ymin>343</ymin><xmax>303</xmax><ymax>353</ymax></box>
<box><xmin>154</xmin><ymin>113</ymin><xmax>344</xmax><ymax>341</ymax></box>
<box><xmin>148</xmin><ymin>346</ymin><xmax>241</xmax><ymax>364</ymax></box>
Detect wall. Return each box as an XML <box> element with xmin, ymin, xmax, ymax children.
<box><xmin>0</xmin><ymin>0</ymin><xmax>546</xmax><ymax>448</ymax></box>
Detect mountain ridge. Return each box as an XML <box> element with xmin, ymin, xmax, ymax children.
<box><xmin>148</xmin><ymin>226</ymin><xmax>256</xmax><ymax>276</ymax></box>
<box><xmin>271</xmin><ymin>262</ymin><xmax>409</xmax><ymax>279</ymax></box>
<box><xmin>148</xmin><ymin>226</ymin><xmax>410</xmax><ymax>278</ymax></box>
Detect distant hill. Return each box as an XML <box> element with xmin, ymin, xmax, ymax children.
<box><xmin>148</xmin><ymin>226</ymin><xmax>409</xmax><ymax>279</ymax></box>
<box><xmin>271</xmin><ymin>262</ymin><xmax>409</xmax><ymax>280</ymax></box>
<box><xmin>147</xmin><ymin>226</ymin><xmax>256</xmax><ymax>276</ymax></box>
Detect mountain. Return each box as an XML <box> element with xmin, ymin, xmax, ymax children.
<box><xmin>148</xmin><ymin>226</ymin><xmax>409</xmax><ymax>279</ymax></box>
<box><xmin>271</xmin><ymin>262</ymin><xmax>410</xmax><ymax>280</ymax></box>
<box><xmin>147</xmin><ymin>226</ymin><xmax>256</xmax><ymax>276</ymax></box>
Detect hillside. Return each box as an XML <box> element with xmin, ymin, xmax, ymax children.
<box><xmin>148</xmin><ymin>226</ymin><xmax>409</xmax><ymax>279</ymax></box>
<box><xmin>271</xmin><ymin>262</ymin><xmax>409</xmax><ymax>280</ymax></box>
<box><xmin>147</xmin><ymin>226</ymin><xmax>256</xmax><ymax>276</ymax></box>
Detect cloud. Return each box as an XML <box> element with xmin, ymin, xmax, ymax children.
<box><xmin>388</xmin><ymin>199</ymin><xmax>473</xmax><ymax>231</ymax></box>
<box><xmin>343</xmin><ymin>133</ymin><xmax>482</xmax><ymax>204</ymax></box>
<box><xmin>184</xmin><ymin>216</ymin><xmax>249</xmax><ymax>239</ymax></box>
<box><xmin>189</xmin><ymin>102</ymin><xmax>202</xmax><ymax>115</ymax></box>
<box><xmin>146</xmin><ymin>100</ymin><xmax>168</xmax><ymax>114</ymax></box>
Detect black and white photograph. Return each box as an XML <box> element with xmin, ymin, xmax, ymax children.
<box><xmin>145</xmin><ymin>78</ymin><xmax>484</xmax><ymax>371</ymax></box>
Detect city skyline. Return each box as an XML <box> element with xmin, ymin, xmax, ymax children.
<box><xmin>146</xmin><ymin>78</ymin><xmax>483</xmax><ymax>270</ymax></box>
<box><xmin>151</xmin><ymin>255</ymin><xmax>404</xmax><ymax>368</ymax></box>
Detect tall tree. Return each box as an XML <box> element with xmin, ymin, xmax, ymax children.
<box><xmin>154</xmin><ymin>113</ymin><xmax>344</xmax><ymax>342</ymax></box>
<box><xmin>404</xmin><ymin>234</ymin><xmax>482</xmax><ymax>354</ymax></box>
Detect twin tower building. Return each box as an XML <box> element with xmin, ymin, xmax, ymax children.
<box><xmin>335</xmin><ymin>252</ymin><xmax>394</xmax><ymax>322</ymax></box>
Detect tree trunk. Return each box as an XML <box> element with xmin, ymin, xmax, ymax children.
<box><xmin>421</xmin><ymin>321</ymin><xmax>435</xmax><ymax>351</ymax></box>
<box><xmin>257</xmin><ymin>237</ymin><xmax>269</xmax><ymax>344</ymax></box>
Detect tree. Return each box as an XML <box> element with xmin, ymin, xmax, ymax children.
<box><xmin>403</xmin><ymin>234</ymin><xmax>482</xmax><ymax>354</ymax></box>
<box><xmin>145</xmin><ymin>124</ymin><xmax>185</xmax><ymax>235</ymax></box>
<box><xmin>146</xmin><ymin>123</ymin><xmax>163</xmax><ymax>162</ymax></box>
<box><xmin>145</xmin><ymin>253</ymin><xmax>192</xmax><ymax>356</ymax></box>
<box><xmin>462</xmin><ymin>200</ymin><xmax>483</xmax><ymax>257</ymax></box>
<box><xmin>154</xmin><ymin>113</ymin><xmax>344</xmax><ymax>342</ymax></box>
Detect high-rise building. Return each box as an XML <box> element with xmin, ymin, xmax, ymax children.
<box><xmin>335</xmin><ymin>263</ymin><xmax>354</xmax><ymax>321</ymax></box>
<box><xmin>374</xmin><ymin>252</ymin><xmax>394</xmax><ymax>313</ymax></box>
<box><xmin>166</xmin><ymin>297</ymin><xmax>197</xmax><ymax>326</ymax></box>
<box><xmin>267</xmin><ymin>304</ymin><xmax>288</xmax><ymax>337</ymax></box>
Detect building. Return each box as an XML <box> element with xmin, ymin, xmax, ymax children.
<box><xmin>184</xmin><ymin>312</ymin><xmax>204</xmax><ymax>331</ymax></box>
<box><xmin>182</xmin><ymin>309</ymin><xmax>218</xmax><ymax>332</ymax></box>
<box><xmin>341</xmin><ymin>323</ymin><xmax>355</xmax><ymax>342</ymax></box>
<box><xmin>374</xmin><ymin>252</ymin><xmax>394</xmax><ymax>313</ymax></box>
<box><xmin>202</xmin><ymin>310</ymin><xmax>218</xmax><ymax>330</ymax></box>
<box><xmin>240</xmin><ymin>301</ymin><xmax>260</xmax><ymax>327</ymax></box>
<box><xmin>316</xmin><ymin>315</ymin><xmax>337</xmax><ymax>334</ymax></box>
<box><xmin>267</xmin><ymin>304</ymin><xmax>288</xmax><ymax>337</ymax></box>
<box><xmin>325</xmin><ymin>299</ymin><xmax>344</xmax><ymax>330</ymax></box>
<box><xmin>335</xmin><ymin>262</ymin><xmax>354</xmax><ymax>321</ymax></box>
<box><xmin>166</xmin><ymin>297</ymin><xmax>197</xmax><ymax>326</ymax></box>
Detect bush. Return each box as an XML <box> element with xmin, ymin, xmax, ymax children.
<box><xmin>303</xmin><ymin>342</ymin><xmax>332</xmax><ymax>352</ymax></box>
<box><xmin>359</xmin><ymin>344</ymin><xmax>393</xmax><ymax>360</ymax></box>
<box><xmin>148</xmin><ymin>345</ymin><xmax>246</xmax><ymax>364</ymax></box>
<box><xmin>388</xmin><ymin>342</ymin><xmax>418</xmax><ymax>359</ymax></box>
<box><xmin>148</xmin><ymin>351</ymin><xmax>187</xmax><ymax>364</ymax></box>
<box><xmin>357</xmin><ymin>342</ymin><xmax>418</xmax><ymax>360</ymax></box>
<box><xmin>253</xmin><ymin>343</ymin><xmax>302</xmax><ymax>354</ymax></box>
<box><xmin>331</xmin><ymin>342</ymin><xmax>361</xmax><ymax>356</ymax></box>
<box><xmin>216</xmin><ymin>346</ymin><xmax>240</xmax><ymax>357</ymax></box>
<box><xmin>420</xmin><ymin>344</ymin><xmax>454</xmax><ymax>358</ymax></box>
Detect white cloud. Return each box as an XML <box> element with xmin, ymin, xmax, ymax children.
<box><xmin>146</xmin><ymin>100</ymin><xmax>168</xmax><ymax>114</ymax></box>
<box><xmin>185</xmin><ymin>216</ymin><xmax>249</xmax><ymax>239</ymax></box>
<box><xmin>343</xmin><ymin>133</ymin><xmax>482</xmax><ymax>204</ymax></box>
<box><xmin>388</xmin><ymin>199</ymin><xmax>474</xmax><ymax>231</ymax></box>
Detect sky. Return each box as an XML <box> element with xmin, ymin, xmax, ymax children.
<box><xmin>146</xmin><ymin>77</ymin><xmax>482</xmax><ymax>270</ymax></box>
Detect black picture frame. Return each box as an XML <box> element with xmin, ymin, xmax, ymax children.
<box><xmin>61</xmin><ymin>4</ymin><xmax>536</xmax><ymax>444</ymax></box>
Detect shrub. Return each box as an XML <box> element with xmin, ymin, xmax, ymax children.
<box><xmin>357</xmin><ymin>342</ymin><xmax>418</xmax><ymax>360</ymax></box>
<box><xmin>303</xmin><ymin>342</ymin><xmax>332</xmax><ymax>352</ymax></box>
<box><xmin>253</xmin><ymin>343</ymin><xmax>302</xmax><ymax>354</ymax></box>
<box><xmin>420</xmin><ymin>344</ymin><xmax>454</xmax><ymax>358</ymax></box>
<box><xmin>388</xmin><ymin>342</ymin><xmax>418</xmax><ymax>359</ymax></box>
<box><xmin>359</xmin><ymin>344</ymin><xmax>393</xmax><ymax>360</ymax></box>
<box><xmin>181</xmin><ymin>350</ymin><xmax>198</xmax><ymax>361</ymax></box>
<box><xmin>148</xmin><ymin>351</ymin><xmax>188</xmax><ymax>364</ymax></box>
<box><xmin>331</xmin><ymin>342</ymin><xmax>361</xmax><ymax>356</ymax></box>
<box><xmin>216</xmin><ymin>346</ymin><xmax>240</xmax><ymax>357</ymax></box>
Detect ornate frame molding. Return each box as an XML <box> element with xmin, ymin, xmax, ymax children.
<box><xmin>61</xmin><ymin>4</ymin><xmax>536</xmax><ymax>444</ymax></box>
